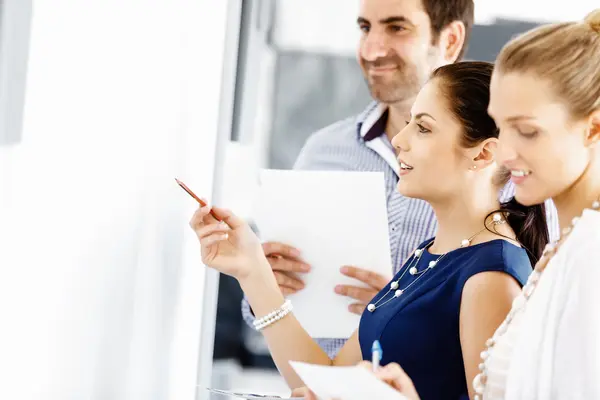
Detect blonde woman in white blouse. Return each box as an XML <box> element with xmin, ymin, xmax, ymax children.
<box><xmin>473</xmin><ymin>9</ymin><xmax>600</xmax><ymax>400</ymax></box>
<box><xmin>304</xmin><ymin>9</ymin><xmax>600</xmax><ymax>400</ymax></box>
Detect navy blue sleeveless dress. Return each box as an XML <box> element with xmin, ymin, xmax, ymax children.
<box><xmin>359</xmin><ymin>238</ymin><xmax>531</xmax><ymax>400</ymax></box>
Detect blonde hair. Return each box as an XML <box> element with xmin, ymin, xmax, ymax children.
<box><xmin>586</xmin><ymin>9</ymin><xmax>600</xmax><ymax>32</ymax></box>
<box><xmin>495</xmin><ymin>9</ymin><xmax>600</xmax><ymax>119</ymax></box>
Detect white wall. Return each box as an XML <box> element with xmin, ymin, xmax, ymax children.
<box><xmin>0</xmin><ymin>1</ymin><xmax>232</xmax><ymax>399</ymax></box>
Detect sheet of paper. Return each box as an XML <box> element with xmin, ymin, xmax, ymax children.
<box><xmin>205</xmin><ymin>388</ymin><xmax>303</xmax><ymax>399</ymax></box>
<box><xmin>253</xmin><ymin>170</ymin><xmax>392</xmax><ymax>338</ymax></box>
<box><xmin>290</xmin><ymin>361</ymin><xmax>408</xmax><ymax>400</ymax></box>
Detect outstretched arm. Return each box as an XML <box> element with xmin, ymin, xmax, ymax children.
<box><xmin>190</xmin><ymin>205</ymin><xmax>362</xmax><ymax>388</ymax></box>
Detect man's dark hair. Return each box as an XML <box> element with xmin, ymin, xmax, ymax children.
<box><xmin>422</xmin><ymin>0</ymin><xmax>475</xmax><ymax>61</ymax></box>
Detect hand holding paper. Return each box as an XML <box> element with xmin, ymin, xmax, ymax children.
<box><xmin>290</xmin><ymin>361</ymin><xmax>412</xmax><ymax>400</ymax></box>
<box><xmin>263</xmin><ymin>241</ymin><xmax>311</xmax><ymax>296</ymax></box>
<box><xmin>336</xmin><ymin>265</ymin><xmax>392</xmax><ymax>315</ymax></box>
<box><xmin>358</xmin><ymin>361</ymin><xmax>420</xmax><ymax>400</ymax></box>
<box><xmin>206</xmin><ymin>361</ymin><xmax>420</xmax><ymax>400</ymax></box>
<box><xmin>253</xmin><ymin>170</ymin><xmax>392</xmax><ymax>338</ymax></box>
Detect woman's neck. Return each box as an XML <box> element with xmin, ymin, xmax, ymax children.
<box><xmin>553</xmin><ymin>154</ymin><xmax>600</xmax><ymax>232</ymax></box>
<box><xmin>428</xmin><ymin>187</ymin><xmax>511</xmax><ymax>254</ymax></box>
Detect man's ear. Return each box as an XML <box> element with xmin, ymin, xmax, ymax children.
<box><xmin>439</xmin><ymin>21</ymin><xmax>466</xmax><ymax>63</ymax></box>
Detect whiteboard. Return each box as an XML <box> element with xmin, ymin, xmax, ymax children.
<box><xmin>0</xmin><ymin>1</ymin><xmax>237</xmax><ymax>399</ymax></box>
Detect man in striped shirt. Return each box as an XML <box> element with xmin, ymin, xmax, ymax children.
<box><xmin>241</xmin><ymin>0</ymin><xmax>556</xmax><ymax>359</ymax></box>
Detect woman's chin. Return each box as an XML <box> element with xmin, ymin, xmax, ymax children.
<box><xmin>514</xmin><ymin>188</ymin><xmax>547</xmax><ymax>207</ymax></box>
<box><xmin>396</xmin><ymin>181</ymin><xmax>419</xmax><ymax>199</ymax></box>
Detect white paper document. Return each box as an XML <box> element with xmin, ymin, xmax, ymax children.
<box><xmin>290</xmin><ymin>361</ymin><xmax>408</xmax><ymax>400</ymax></box>
<box><xmin>253</xmin><ymin>170</ymin><xmax>392</xmax><ymax>338</ymax></box>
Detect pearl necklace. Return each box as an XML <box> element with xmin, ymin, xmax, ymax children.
<box><xmin>367</xmin><ymin>213</ymin><xmax>506</xmax><ymax>313</ymax></box>
<box><xmin>473</xmin><ymin>197</ymin><xmax>600</xmax><ymax>400</ymax></box>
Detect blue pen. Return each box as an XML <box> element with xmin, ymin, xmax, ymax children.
<box><xmin>371</xmin><ymin>340</ymin><xmax>382</xmax><ymax>371</ymax></box>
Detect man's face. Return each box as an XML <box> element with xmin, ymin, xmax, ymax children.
<box><xmin>357</xmin><ymin>0</ymin><xmax>444</xmax><ymax>104</ymax></box>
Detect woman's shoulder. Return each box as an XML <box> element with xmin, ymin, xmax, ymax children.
<box><xmin>457</xmin><ymin>239</ymin><xmax>532</xmax><ymax>286</ymax></box>
<box><xmin>463</xmin><ymin>238</ymin><xmax>529</xmax><ymax>264</ymax></box>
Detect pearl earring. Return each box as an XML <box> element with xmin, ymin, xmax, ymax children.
<box><xmin>472</xmin><ymin>165</ymin><xmax>477</xmax><ymax>170</ymax></box>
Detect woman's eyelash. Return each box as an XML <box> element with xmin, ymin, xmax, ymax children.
<box><xmin>417</xmin><ymin>123</ymin><xmax>430</xmax><ymax>133</ymax></box>
<box><xmin>518</xmin><ymin>130</ymin><xmax>538</xmax><ymax>138</ymax></box>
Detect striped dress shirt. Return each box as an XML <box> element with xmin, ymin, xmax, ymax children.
<box><xmin>241</xmin><ymin>101</ymin><xmax>558</xmax><ymax>359</ymax></box>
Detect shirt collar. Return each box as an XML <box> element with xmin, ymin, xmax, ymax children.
<box><xmin>356</xmin><ymin>102</ymin><xmax>389</xmax><ymax>142</ymax></box>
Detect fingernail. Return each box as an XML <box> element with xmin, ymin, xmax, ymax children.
<box><xmin>301</xmin><ymin>264</ymin><xmax>311</xmax><ymax>272</ymax></box>
<box><xmin>290</xmin><ymin>248</ymin><xmax>301</xmax><ymax>257</ymax></box>
<box><xmin>222</xmin><ymin>233</ymin><xmax>229</xmax><ymax>240</ymax></box>
<box><xmin>334</xmin><ymin>285</ymin><xmax>343</xmax><ymax>294</ymax></box>
<box><xmin>340</xmin><ymin>266</ymin><xmax>349</xmax><ymax>274</ymax></box>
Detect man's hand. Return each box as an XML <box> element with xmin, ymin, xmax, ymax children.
<box><xmin>335</xmin><ymin>266</ymin><xmax>391</xmax><ymax>315</ymax></box>
<box><xmin>263</xmin><ymin>242</ymin><xmax>311</xmax><ymax>296</ymax></box>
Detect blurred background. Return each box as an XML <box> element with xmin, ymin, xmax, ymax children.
<box><xmin>0</xmin><ymin>1</ymin><xmax>594</xmax><ymax>399</ymax></box>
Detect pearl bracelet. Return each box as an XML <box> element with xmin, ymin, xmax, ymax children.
<box><xmin>253</xmin><ymin>299</ymin><xmax>293</xmax><ymax>331</ymax></box>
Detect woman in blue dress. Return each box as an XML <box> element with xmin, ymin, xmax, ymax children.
<box><xmin>189</xmin><ymin>62</ymin><xmax>548</xmax><ymax>400</ymax></box>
